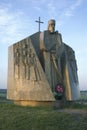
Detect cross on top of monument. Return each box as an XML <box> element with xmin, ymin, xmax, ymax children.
<box><xmin>35</xmin><ymin>17</ymin><xmax>44</xmax><ymax>32</ymax></box>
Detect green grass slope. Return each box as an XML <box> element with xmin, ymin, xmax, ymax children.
<box><xmin>0</xmin><ymin>103</ymin><xmax>87</xmax><ymax>130</ymax></box>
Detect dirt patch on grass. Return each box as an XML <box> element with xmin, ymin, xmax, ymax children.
<box><xmin>56</xmin><ymin>109</ymin><xmax>87</xmax><ymax>114</ymax></box>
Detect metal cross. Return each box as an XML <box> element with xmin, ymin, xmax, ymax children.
<box><xmin>35</xmin><ymin>17</ymin><xmax>44</xmax><ymax>32</ymax></box>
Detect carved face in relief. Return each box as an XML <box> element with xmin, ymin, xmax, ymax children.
<box><xmin>47</xmin><ymin>19</ymin><xmax>55</xmax><ymax>33</ymax></box>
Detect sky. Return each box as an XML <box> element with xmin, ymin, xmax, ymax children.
<box><xmin>0</xmin><ymin>0</ymin><xmax>87</xmax><ymax>90</ymax></box>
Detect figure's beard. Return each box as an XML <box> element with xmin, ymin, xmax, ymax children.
<box><xmin>49</xmin><ymin>27</ymin><xmax>55</xmax><ymax>33</ymax></box>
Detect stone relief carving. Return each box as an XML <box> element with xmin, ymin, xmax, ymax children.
<box><xmin>14</xmin><ymin>40</ymin><xmax>41</xmax><ymax>81</ymax></box>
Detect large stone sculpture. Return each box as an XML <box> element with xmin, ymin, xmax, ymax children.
<box><xmin>40</xmin><ymin>20</ymin><xmax>80</xmax><ymax>100</ymax></box>
<box><xmin>7</xmin><ymin>19</ymin><xmax>80</xmax><ymax>106</ymax></box>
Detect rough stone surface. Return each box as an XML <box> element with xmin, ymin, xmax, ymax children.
<box><xmin>7</xmin><ymin>20</ymin><xmax>80</xmax><ymax>106</ymax></box>
<box><xmin>39</xmin><ymin>30</ymin><xmax>80</xmax><ymax>101</ymax></box>
<box><xmin>7</xmin><ymin>35</ymin><xmax>55</xmax><ymax>101</ymax></box>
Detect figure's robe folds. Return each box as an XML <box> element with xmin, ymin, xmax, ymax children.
<box><xmin>40</xmin><ymin>31</ymin><xmax>80</xmax><ymax>100</ymax></box>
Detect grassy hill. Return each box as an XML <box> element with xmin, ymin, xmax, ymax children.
<box><xmin>0</xmin><ymin>103</ymin><xmax>87</xmax><ymax>130</ymax></box>
<box><xmin>0</xmin><ymin>89</ymin><xmax>87</xmax><ymax>130</ymax></box>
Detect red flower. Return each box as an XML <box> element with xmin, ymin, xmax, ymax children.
<box><xmin>56</xmin><ymin>85</ymin><xmax>63</xmax><ymax>93</ymax></box>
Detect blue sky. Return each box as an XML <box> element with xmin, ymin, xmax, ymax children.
<box><xmin>0</xmin><ymin>0</ymin><xmax>87</xmax><ymax>90</ymax></box>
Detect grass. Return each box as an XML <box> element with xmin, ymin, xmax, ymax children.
<box><xmin>0</xmin><ymin>102</ymin><xmax>87</xmax><ymax>130</ymax></box>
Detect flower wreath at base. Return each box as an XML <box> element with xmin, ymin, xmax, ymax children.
<box><xmin>54</xmin><ymin>83</ymin><xmax>64</xmax><ymax>100</ymax></box>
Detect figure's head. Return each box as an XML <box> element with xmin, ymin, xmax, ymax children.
<box><xmin>47</xmin><ymin>19</ymin><xmax>55</xmax><ymax>33</ymax></box>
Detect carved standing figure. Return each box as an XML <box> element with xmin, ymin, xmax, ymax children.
<box><xmin>40</xmin><ymin>19</ymin><xmax>80</xmax><ymax>100</ymax></box>
<box><xmin>40</xmin><ymin>20</ymin><xmax>64</xmax><ymax>95</ymax></box>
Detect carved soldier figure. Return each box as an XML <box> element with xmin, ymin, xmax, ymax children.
<box><xmin>14</xmin><ymin>44</ymin><xmax>20</xmax><ymax>79</ymax></box>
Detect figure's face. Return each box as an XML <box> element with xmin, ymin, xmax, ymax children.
<box><xmin>48</xmin><ymin>20</ymin><xmax>55</xmax><ymax>33</ymax></box>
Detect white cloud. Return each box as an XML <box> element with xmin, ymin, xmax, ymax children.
<box><xmin>71</xmin><ymin>0</ymin><xmax>82</xmax><ymax>10</ymax></box>
<box><xmin>44</xmin><ymin>0</ymin><xmax>83</xmax><ymax>27</ymax></box>
<box><xmin>33</xmin><ymin>6</ymin><xmax>41</xmax><ymax>11</ymax></box>
<box><xmin>64</xmin><ymin>0</ymin><xmax>82</xmax><ymax>17</ymax></box>
<box><xmin>0</xmin><ymin>3</ymin><xmax>28</xmax><ymax>45</ymax></box>
<box><xmin>0</xmin><ymin>0</ymin><xmax>84</xmax><ymax>44</ymax></box>
<box><xmin>47</xmin><ymin>0</ymin><xmax>57</xmax><ymax>18</ymax></box>
<box><xmin>32</xmin><ymin>0</ymin><xmax>47</xmax><ymax>12</ymax></box>
<box><xmin>64</xmin><ymin>10</ymin><xmax>74</xmax><ymax>17</ymax></box>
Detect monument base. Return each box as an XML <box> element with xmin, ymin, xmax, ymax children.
<box><xmin>14</xmin><ymin>100</ymin><xmax>65</xmax><ymax>108</ymax></box>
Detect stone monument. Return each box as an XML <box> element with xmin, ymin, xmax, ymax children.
<box><xmin>7</xmin><ymin>19</ymin><xmax>80</xmax><ymax>106</ymax></box>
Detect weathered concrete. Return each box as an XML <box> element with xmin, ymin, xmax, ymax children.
<box><xmin>7</xmin><ymin>36</ymin><xmax>55</xmax><ymax>103</ymax></box>
<box><xmin>7</xmin><ymin>19</ymin><xmax>80</xmax><ymax>106</ymax></box>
